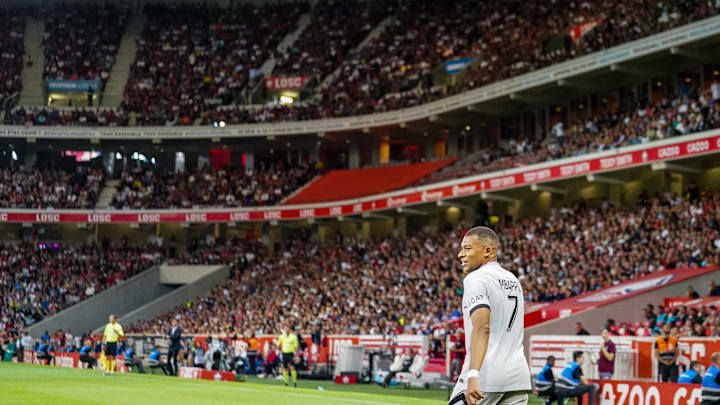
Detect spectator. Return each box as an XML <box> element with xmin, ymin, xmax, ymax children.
<box><xmin>710</xmin><ymin>281</ymin><xmax>720</xmax><ymax>297</ymax></box>
<box><xmin>655</xmin><ymin>324</ymin><xmax>679</xmax><ymax>382</ymax></box>
<box><xmin>449</xmin><ymin>328</ymin><xmax>465</xmax><ymax>381</ymax></box>
<box><xmin>689</xmin><ymin>286</ymin><xmax>701</xmax><ymax>299</ymax></box>
<box><xmin>678</xmin><ymin>361</ymin><xmax>703</xmax><ymax>384</ymax></box>
<box><xmin>598</xmin><ymin>329</ymin><xmax>615</xmax><ymax>380</ymax></box>
<box><xmin>575</xmin><ymin>323</ymin><xmax>590</xmax><ymax>336</ymax></box>
<box><xmin>556</xmin><ymin>351</ymin><xmax>598</xmax><ymax>405</ymax></box>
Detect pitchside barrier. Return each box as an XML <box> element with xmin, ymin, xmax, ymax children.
<box><xmin>126</xmin><ymin>333</ymin><xmax>430</xmax><ymax>368</ymax></box>
<box><xmin>21</xmin><ymin>350</ymin><xmax>128</xmax><ymax>372</ymax></box>
<box><xmin>530</xmin><ymin>335</ymin><xmax>720</xmax><ymax>382</ymax></box>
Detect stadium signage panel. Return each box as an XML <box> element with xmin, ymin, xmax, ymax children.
<box><xmin>445</xmin><ymin>57</ymin><xmax>475</xmax><ymax>74</ymax></box>
<box><xmin>46</xmin><ymin>79</ymin><xmax>100</xmax><ymax>92</ymax></box>
<box><xmin>595</xmin><ymin>380</ymin><xmax>701</xmax><ymax>405</ymax></box>
<box><xmin>1</xmin><ymin>132</ymin><xmax>720</xmax><ymax>224</ymax></box>
<box><xmin>264</xmin><ymin>76</ymin><xmax>310</xmax><ymax>90</ymax></box>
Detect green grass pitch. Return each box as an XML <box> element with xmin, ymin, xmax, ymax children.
<box><xmin>0</xmin><ymin>363</ymin><xmax>545</xmax><ymax>405</ymax></box>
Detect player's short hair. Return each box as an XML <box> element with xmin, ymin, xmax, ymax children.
<box><xmin>690</xmin><ymin>360</ymin><xmax>701</xmax><ymax>369</ymax></box>
<box><xmin>464</xmin><ymin>226</ymin><xmax>498</xmax><ymax>246</ymax></box>
<box><xmin>713</xmin><ymin>352</ymin><xmax>720</xmax><ymax>364</ymax></box>
<box><xmin>573</xmin><ymin>351</ymin><xmax>584</xmax><ymax>361</ymax></box>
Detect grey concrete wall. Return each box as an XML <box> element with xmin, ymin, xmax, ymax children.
<box><xmin>524</xmin><ymin>269</ymin><xmax>720</xmax><ymax>357</ymax></box>
<box><xmin>27</xmin><ymin>266</ymin><xmax>173</xmax><ymax>338</ymax></box>
<box><xmin>158</xmin><ymin>265</ymin><xmax>223</xmax><ymax>285</ymax></box>
<box><xmin>111</xmin><ymin>266</ymin><xmax>229</xmax><ymax>331</ymax></box>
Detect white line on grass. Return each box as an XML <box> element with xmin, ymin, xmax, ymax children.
<box><xmin>118</xmin><ymin>373</ymin><xmax>422</xmax><ymax>405</ymax></box>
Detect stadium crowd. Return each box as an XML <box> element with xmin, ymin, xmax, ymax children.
<box><xmin>110</xmin><ymin>161</ymin><xmax>316</xmax><ymax>209</ymax></box>
<box><xmin>122</xmin><ymin>3</ymin><xmax>308</xmax><ymax>126</ymax></box>
<box><xmin>3</xmin><ymin>0</ymin><xmax>710</xmax><ymax>126</ymax></box>
<box><xmin>602</xmin><ymin>300</ymin><xmax>720</xmax><ymax>339</ymax></box>
<box><xmin>271</xmin><ymin>0</ymin><xmax>391</xmax><ymax>79</ymax></box>
<box><xmin>2</xmin><ymin>106</ymin><xmax>129</xmax><ymax>126</ymax></box>
<box><xmin>0</xmin><ymin>166</ymin><xmax>105</xmax><ymax>209</ymax></box>
<box><xmin>0</xmin><ymin>241</ymin><xmax>164</xmax><ymax>330</ymax></box>
<box><xmin>419</xmin><ymin>84</ymin><xmax>720</xmax><ymax>184</ymax></box>
<box><xmin>42</xmin><ymin>5</ymin><xmax>128</xmax><ymax>86</ymax></box>
<box><xmin>126</xmin><ymin>187</ymin><xmax>720</xmax><ymax>337</ymax></box>
<box><xmin>0</xmin><ymin>9</ymin><xmax>25</xmax><ymax>103</ymax></box>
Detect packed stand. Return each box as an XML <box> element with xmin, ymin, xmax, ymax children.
<box><xmin>600</xmin><ymin>284</ymin><xmax>720</xmax><ymax>338</ymax></box>
<box><xmin>110</xmin><ymin>161</ymin><xmax>316</xmax><ymax>209</ymax></box>
<box><xmin>0</xmin><ymin>9</ymin><xmax>25</xmax><ymax>103</ymax></box>
<box><xmin>0</xmin><ymin>241</ymin><xmax>164</xmax><ymax>329</ymax></box>
<box><xmin>0</xmin><ymin>166</ymin><xmax>105</xmax><ymax>209</ymax></box>
<box><xmin>42</xmin><ymin>4</ymin><xmax>129</xmax><ymax>86</ymax></box>
<box><xmin>272</xmin><ymin>0</ymin><xmax>393</xmax><ymax>80</ymax></box>
<box><xmin>128</xmin><ymin>188</ymin><xmax>719</xmax><ymax>338</ymax></box>
<box><xmin>123</xmin><ymin>3</ymin><xmax>308</xmax><ymax>126</ymax></box>
<box><xmin>320</xmin><ymin>0</ymin><xmax>720</xmax><ymax>116</ymax></box>
<box><xmin>418</xmin><ymin>84</ymin><xmax>720</xmax><ymax>185</ymax></box>
<box><xmin>3</xmin><ymin>106</ymin><xmax>129</xmax><ymax>126</ymax></box>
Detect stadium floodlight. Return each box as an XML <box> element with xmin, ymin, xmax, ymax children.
<box><xmin>115</xmin><ymin>152</ymin><xmax>122</xmax><ymax>159</ymax></box>
<box><xmin>586</xmin><ymin>174</ymin><xmax>626</xmax><ymax>185</ymax></box>
<box><xmin>11</xmin><ymin>151</ymin><xmax>17</xmax><ymax>161</ymax></box>
<box><xmin>530</xmin><ymin>183</ymin><xmax>566</xmax><ymax>195</ymax></box>
<box><xmin>219</xmin><ymin>121</ymin><xmax>226</xmax><ymax>128</ymax></box>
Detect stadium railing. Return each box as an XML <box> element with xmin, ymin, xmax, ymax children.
<box><xmin>0</xmin><ymin>128</ymin><xmax>717</xmax><ymax>223</ymax></box>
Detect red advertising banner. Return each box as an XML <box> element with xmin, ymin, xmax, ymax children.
<box><xmin>665</xmin><ymin>297</ymin><xmax>694</xmax><ymax>308</ymax></box>
<box><xmin>265</xmin><ymin>76</ymin><xmax>310</xmax><ymax>90</ymax></box>
<box><xmin>178</xmin><ymin>367</ymin><xmax>234</xmax><ymax>382</ymax></box>
<box><xmin>22</xmin><ymin>350</ymin><xmax>127</xmax><ymax>372</ymax></box>
<box><xmin>592</xmin><ymin>380</ymin><xmax>701</xmax><ymax>405</ymax></box>
<box><xmin>669</xmin><ymin>296</ymin><xmax>720</xmax><ymax>309</ymax></box>
<box><xmin>0</xmin><ymin>132</ymin><xmax>719</xmax><ymax>224</ymax></box>
<box><xmin>525</xmin><ymin>266</ymin><xmax>720</xmax><ymax>328</ymax></box>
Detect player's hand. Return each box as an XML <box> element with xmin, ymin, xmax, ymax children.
<box><xmin>465</xmin><ymin>377</ymin><xmax>485</xmax><ymax>404</ymax></box>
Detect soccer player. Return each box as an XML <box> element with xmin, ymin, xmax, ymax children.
<box><xmin>103</xmin><ymin>314</ymin><xmax>124</xmax><ymax>376</ymax></box>
<box><xmin>277</xmin><ymin>323</ymin><xmax>299</xmax><ymax>387</ymax></box>
<box><xmin>450</xmin><ymin>226</ymin><xmax>531</xmax><ymax>405</ymax></box>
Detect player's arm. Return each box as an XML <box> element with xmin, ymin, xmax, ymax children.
<box><xmin>115</xmin><ymin>323</ymin><xmax>124</xmax><ymax>337</ymax></box>
<box><xmin>466</xmin><ymin>307</ymin><xmax>490</xmax><ymax>402</ymax></box>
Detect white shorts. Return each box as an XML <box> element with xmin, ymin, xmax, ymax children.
<box><xmin>449</xmin><ymin>381</ymin><xmax>528</xmax><ymax>405</ymax></box>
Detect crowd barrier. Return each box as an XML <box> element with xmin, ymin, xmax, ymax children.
<box><xmin>22</xmin><ymin>350</ymin><xmax>128</xmax><ymax>372</ymax></box>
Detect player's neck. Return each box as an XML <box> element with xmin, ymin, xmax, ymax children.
<box><xmin>466</xmin><ymin>258</ymin><xmax>498</xmax><ymax>275</ymax></box>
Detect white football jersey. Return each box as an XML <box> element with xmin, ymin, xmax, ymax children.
<box><xmin>457</xmin><ymin>261</ymin><xmax>531</xmax><ymax>393</ymax></box>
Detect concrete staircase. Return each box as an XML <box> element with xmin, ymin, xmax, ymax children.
<box><xmin>318</xmin><ymin>16</ymin><xmax>392</xmax><ymax>89</ymax></box>
<box><xmin>259</xmin><ymin>12</ymin><xmax>312</xmax><ymax>77</ymax></box>
<box><xmin>18</xmin><ymin>21</ymin><xmax>46</xmax><ymax>106</ymax></box>
<box><xmin>101</xmin><ymin>14</ymin><xmax>146</xmax><ymax>107</ymax></box>
<box><xmin>95</xmin><ymin>179</ymin><xmax>120</xmax><ymax>209</ymax></box>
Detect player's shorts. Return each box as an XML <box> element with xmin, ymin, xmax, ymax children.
<box><xmin>449</xmin><ymin>391</ymin><xmax>528</xmax><ymax>405</ymax></box>
<box><xmin>282</xmin><ymin>352</ymin><xmax>294</xmax><ymax>368</ymax></box>
<box><xmin>105</xmin><ymin>342</ymin><xmax>117</xmax><ymax>356</ymax></box>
